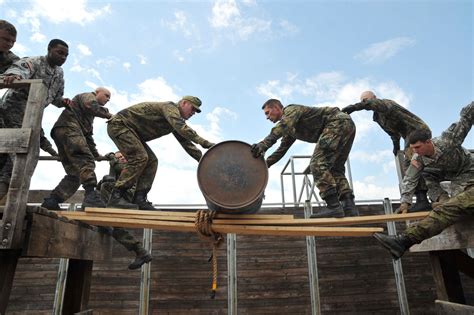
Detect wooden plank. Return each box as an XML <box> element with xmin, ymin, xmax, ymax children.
<box><xmin>410</xmin><ymin>217</ymin><xmax>474</xmax><ymax>252</ymax></box>
<box><xmin>85</xmin><ymin>207</ymin><xmax>295</xmax><ymax>219</ymax></box>
<box><xmin>55</xmin><ymin>214</ymin><xmax>383</xmax><ymax>237</ymax></box>
<box><xmin>435</xmin><ymin>299</ymin><xmax>474</xmax><ymax>314</ymax></box>
<box><xmin>0</xmin><ymin>249</ymin><xmax>21</xmax><ymax>315</ymax></box>
<box><xmin>63</xmin><ymin>259</ymin><xmax>93</xmax><ymax>315</ymax></box>
<box><xmin>0</xmin><ymin>129</ymin><xmax>31</xmax><ymax>153</ymax></box>
<box><xmin>0</xmin><ymin>80</ymin><xmax>48</xmax><ymax>249</ymax></box>
<box><xmin>0</xmin><ymin>78</ymin><xmax>44</xmax><ymax>89</ymax></box>
<box><xmin>22</xmin><ymin>213</ymin><xmax>114</xmax><ymax>261</ymax></box>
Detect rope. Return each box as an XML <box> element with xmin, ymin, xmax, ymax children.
<box><xmin>194</xmin><ymin>210</ymin><xmax>223</xmax><ymax>299</ymax></box>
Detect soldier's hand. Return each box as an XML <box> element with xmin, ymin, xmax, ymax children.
<box><xmin>105</xmin><ymin>152</ymin><xmax>116</xmax><ymax>160</ymax></box>
<box><xmin>250</xmin><ymin>143</ymin><xmax>265</xmax><ymax>158</ymax></box>
<box><xmin>3</xmin><ymin>74</ymin><xmax>21</xmax><ymax>85</ymax></box>
<box><xmin>201</xmin><ymin>140</ymin><xmax>215</xmax><ymax>149</ymax></box>
<box><xmin>395</xmin><ymin>202</ymin><xmax>409</xmax><ymax>214</ymax></box>
<box><xmin>392</xmin><ymin>142</ymin><xmax>400</xmax><ymax>156</ymax></box>
<box><xmin>62</xmin><ymin>98</ymin><xmax>73</xmax><ymax>108</ymax></box>
<box><xmin>341</xmin><ymin>105</ymin><xmax>356</xmax><ymax>114</ymax></box>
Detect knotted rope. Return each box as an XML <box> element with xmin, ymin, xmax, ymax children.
<box><xmin>194</xmin><ymin>209</ymin><xmax>223</xmax><ymax>299</ymax></box>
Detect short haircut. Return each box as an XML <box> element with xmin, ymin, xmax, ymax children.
<box><xmin>407</xmin><ymin>129</ymin><xmax>432</xmax><ymax>145</ymax></box>
<box><xmin>262</xmin><ymin>99</ymin><xmax>283</xmax><ymax>110</ymax></box>
<box><xmin>48</xmin><ymin>39</ymin><xmax>69</xmax><ymax>49</ymax></box>
<box><xmin>0</xmin><ymin>19</ymin><xmax>17</xmax><ymax>37</ymax></box>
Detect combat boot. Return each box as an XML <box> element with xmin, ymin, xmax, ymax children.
<box><xmin>311</xmin><ymin>193</ymin><xmax>345</xmax><ymax>218</ymax></box>
<box><xmin>373</xmin><ymin>233</ymin><xmax>415</xmax><ymax>260</ymax></box>
<box><xmin>408</xmin><ymin>190</ymin><xmax>432</xmax><ymax>212</ymax></box>
<box><xmin>41</xmin><ymin>195</ymin><xmax>64</xmax><ymax>210</ymax></box>
<box><xmin>128</xmin><ymin>247</ymin><xmax>153</xmax><ymax>270</ymax></box>
<box><xmin>82</xmin><ymin>188</ymin><xmax>106</xmax><ymax>210</ymax></box>
<box><xmin>133</xmin><ymin>190</ymin><xmax>157</xmax><ymax>210</ymax></box>
<box><xmin>107</xmin><ymin>188</ymin><xmax>138</xmax><ymax>209</ymax></box>
<box><xmin>340</xmin><ymin>193</ymin><xmax>359</xmax><ymax>217</ymax></box>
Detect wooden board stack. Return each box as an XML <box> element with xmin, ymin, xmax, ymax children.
<box><xmin>56</xmin><ymin>208</ymin><xmax>431</xmax><ymax>237</ymax></box>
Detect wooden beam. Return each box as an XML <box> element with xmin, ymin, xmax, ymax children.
<box><xmin>0</xmin><ymin>249</ymin><xmax>21</xmax><ymax>315</ymax></box>
<box><xmin>435</xmin><ymin>299</ymin><xmax>474</xmax><ymax>314</ymax></box>
<box><xmin>85</xmin><ymin>207</ymin><xmax>295</xmax><ymax>220</ymax></box>
<box><xmin>0</xmin><ymin>78</ymin><xmax>44</xmax><ymax>89</ymax></box>
<box><xmin>56</xmin><ymin>214</ymin><xmax>383</xmax><ymax>237</ymax></box>
<box><xmin>0</xmin><ymin>129</ymin><xmax>31</xmax><ymax>153</ymax></box>
<box><xmin>22</xmin><ymin>213</ymin><xmax>114</xmax><ymax>261</ymax></box>
<box><xmin>410</xmin><ymin>217</ymin><xmax>474</xmax><ymax>252</ymax></box>
<box><xmin>429</xmin><ymin>251</ymin><xmax>466</xmax><ymax>304</ymax></box>
<box><xmin>62</xmin><ymin>259</ymin><xmax>93</xmax><ymax>315</ymax></box>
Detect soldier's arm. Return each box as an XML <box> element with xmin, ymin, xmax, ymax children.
<box><xmin>50</xmin><ymin>71</ymin><xmax>66</xmax><ymax>108</ymax></box>
<box><xmin>266</xmin><ymin>136</ymin><xmax>296</xmax><ymax>167</ymax></box>
<box><xmin>39</xmin><ymin>129</ymin><xmax>58</xmax><ymax>156</ymax></box>
<box><xmin>2</xmin><ymin>57</ymin><xmax>36</xmax><ymax>82</ymax></box>
<box><xmin>440</xmin><ymin>102</ymin><xmax>473</xmax><ymax>146</ymax></box>
<box><xmin>85</xmin><ymin>134</ymin><xmax>100</xmax><ymax>158</ymax></box>
<box><xmin>172</xmin><ymin>131</ymin><xmax>202</xmax><ymax>162</ymax></box>
<box><xmin>400</xmin><ymin>155</ymin><xmax>424</xmax><ymax>204</ymax></box>
<box><xmin>78</xmin><ymin>93</ymin><xmax>113</xmax><ymax>119</ymax></box>
<box><xmin>164</xmin><ymin>109</ymin><xmax>211</xmax><ymax>148</ymax></box>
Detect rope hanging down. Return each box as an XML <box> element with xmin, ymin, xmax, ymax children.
<box><xmin>194</xmin><ymin>210</ymin><xmax>224</xmax><ymax>299</ymax></box>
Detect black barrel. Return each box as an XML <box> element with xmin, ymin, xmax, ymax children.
<box><xmin>197</xmin><ymin>140</ymin><xmax>268</xmax><ymax>214</ymax></box>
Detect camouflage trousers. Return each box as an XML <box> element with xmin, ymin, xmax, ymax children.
<box><xmin>405</xmin><ymin>185</ymin><xmax>474</xmax><ymax>242</ymax></box>
<box><xmin>112</xmin><ymin>227</ymin><xmax>142</xmax><ymax>252</ymax></box>
<box><xmin>50</xmin><ymin>126</ymin><xmax>97</xmax><ymax>201</ymax></box>
<box><xmin>310</xmin><ymin>117</ymin><xmax>355</xmax><ymax>199</ymax></box>
<box><xmin>107</xmin><ymin>120</ymin><xmax>158</xmax><ymax>192</ymax></box>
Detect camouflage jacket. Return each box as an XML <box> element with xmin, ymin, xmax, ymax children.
<box><xmin>1</xmin><ymin>55</ymin><xmax>65</xmax><ymax>109</ymax></box>
<box><xmin>110</xmin><ymin>102</ymin><xmax>210</xmax><ymax>161</ymax></box>
<box><xmin>350</xmin><ymin>99</ymin><xmax>429</xmax><ymax>144</ymax></box>
<box><xmin>53</xmin><ymin>92</ymin><xmax>111</xmax><ymax>157</ymax></box>
<box><xmin>0</xmin><ymin>51</ymin><xmax>19</xmax><ymax>74</ymax></box>
<box><xmin>400</xmin><ymin>104</ymin><xmax>473</xmax><ymax>203</ymax></box>
<box><xmin>258</xmin><ymin>104</ymin><xmax>351</xmax><ymax>164</ymax></box>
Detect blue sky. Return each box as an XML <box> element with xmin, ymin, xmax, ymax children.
<box><xmin>1</xmin><ymin>0</ymin><xmax>472</xmax><ymax>205</ymax></box>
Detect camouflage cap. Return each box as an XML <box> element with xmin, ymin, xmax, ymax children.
<box><xmin>182</xmin><ymin>95</ymin><xmax>202</xmax><ymax>113</ymax></box>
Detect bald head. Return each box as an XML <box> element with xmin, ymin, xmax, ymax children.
<box><xmin>95</xmin><ymin>87</ymin><xmax>111</xmax><ymax>106</ymax></box>
<box><xmin>360</xmin><ymin>91</ymin><xmax>376</xmax><ymax>102</ymax></box>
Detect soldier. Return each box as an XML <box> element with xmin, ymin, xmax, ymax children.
<box><xmin>0</xmin><ymin>37</ymin><xmax>68</xmax><ymax>200</ymax></box>
<box><xmin>0</xmin><ymin>19</ymin><xmax>18</xmax><ymax>73</ymax></box>
<box><xmin>106</xmin><ymin>96</ymin><xmax>215</xmax><ymax>210</ymax></box>
<box><xmin>374</xmin><ymin>102</ymin><xmax>473</xmax><ymax>259</ymax></box>
<box><xmin>251</xmin><ymin>99</ymin><xmax>357</xmax><ymax>218</ymax></box>
<box><xmin>41</xmin><ymin>87</ymin><xmax>112</xmax><ymax>210</ymax></box>
<box><xmin>342</xmin><ymin>91</ymin><xmax>433</xmax><ymax>212</ymax></box>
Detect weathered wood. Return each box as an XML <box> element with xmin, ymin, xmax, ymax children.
<box><xmin>429</xmin><ymin>250</ymin><xmax>466</xmax><ymax>304</ymax></box>
<box><xmin>22</xmin><ymin>213</ymin><xmax>114</xmax><ymax>261</ymax></box>
<box><xmin>0</xmin><ymin>249</ymin><xmax>21</xmax><ymax>315</ymax></box>
<box><xmin>0</xmin><ymin>80</ymin><xmax>47</xmax><ymax>249</ymax></box>
<box><xmin>0</xmin><ymin>129</ymin><xmax>31</xmax><ymax>153</ymax></box>
<box><xmin>435</xmin><ymin>299</ymin><xmax>474</xmax><ymax>314</ymax></box>
<box><xmin>0</xmin><ymin>78</ymin><xmax>44</xmax><ymax>89</ymax></box>
<box><xmin>85</xmin><ymin>207</ymin><xmax>295</xmax><ymax>219</ymax></box>
<box><xmin>63</xmin><ymin>259</ymin><xmax>93</xmax><ymax>315</ymax></box>
<box><xmin>410</xmin><ymin>217</ymin><xmax>474</xmax><ymax>252</ymax></box>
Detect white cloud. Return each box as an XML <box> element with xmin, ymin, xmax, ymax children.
<box><xmin>130</xmin><ymin>77</ymin><xmax>180</xmax><ymax>104</ymax></box>
<box><xmin>210</xmin><ymin>0</ymin><xmax>240</xmax><ymax>28</ymax></box>
<box><xmin>77</xmin><ymin>43</ymin><xmax>92</xmax><ymax>56</ymax></box>
<box><xmin>279</xmin><ymin>19</ymin><xmax>299</xmax><ymax>35</ymax></box>
<box><xmin>122</xmin><ymin>62</ymin><xmax>131</xmax><ymax>72</ymax></box>
<box><xmin>138</xmin><ymin>54</ymin><xmax>147</xmax><ymax>65</ymax></box>
<box><xmin>96</xmin><ymin>56</ymin><xmax>120</xmax><ymax>68</ymax></box>
<box><xmin>355</xmin><ymin>36</ymin><xmax>416</xmax><ymax>64</ymax></box>
<box><xmin>69</xmin><ymin>64</ymin><xmax>102</xmax><ymax>81</ymax></box>
<box><xmin>30</xmin><ymin>32</ymin><xmax>46</xmax><ymax>43</ymax></box>
<box><xmin>162</xmin><ymin>11</ymin><xmax>193</xmax><ymax>37</ymax></box>
<box><xmin>11</xmin><ymin>42</ymin><xmax>28</xmax><ymax>56</ymax></box>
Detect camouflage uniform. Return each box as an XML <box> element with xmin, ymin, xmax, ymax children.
<box><xmin>0</xmin><ymin>50</ymin><xmax>19</xmax><ymax>74</ymax></box>
<box><xmin>99</xmin><ymin>155</ymin><xmax>135</xmax><ymax>203</ymax></box>
<box><xmin>401</xmin><ymin>102</ymin><xmax>473</xmax><ymax>242</ymax></box>
<box><xmin>257</xmin><ymin>104</ymin><xmax>356</xmax><ymax>199</ymax></box>
<box><xmin>48</xmin><ymin>91</ymin><xmax>111</xmax><ymax>201</ymax></box>
<box><xmin>0</xmin><ymin>55</ymin><xmax>65</xmax><ymax>185</ymax></box>
<box><xmin>107</xmin><ymin>101</ymin><xmax>211</xmax><ymax>192</ymax></box>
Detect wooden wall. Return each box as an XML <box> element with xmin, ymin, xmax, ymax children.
<box><xmin>6</xmin><ymin>204</ymin><xmax>474</xmax><ymax>314</ymax></box>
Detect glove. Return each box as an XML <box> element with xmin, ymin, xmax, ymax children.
<box><xmin>392</xmin><ymin>141</ymin><xmax>400</xmax><ymax>156</ymax></box>
<box><xmin>45</xmin><ymin>147</ymin><xmax>59</xmax><ymax>157</ymax></box>
<box><xmin>201</xmin><ymin>140</ymin><xmax>215</xmax><ymax>149</ymax></box>
<box><xmin>101</xmin><ymin>175</ymin><xmax>115</xmax><ymax>183</ymax></box>
<box><xmin>250</xmin><ymin>143</ymin><xmax>265</xmax><ymax>158</ymax></box>
<box><xmin>341</xmin><ymin>105</ymin><xmax>356</xmax><ymax>114</ymax></box>
<box><xmin>105</xmin><ymin>152</ymin><xmax>116</xmax><ymax>160</ymax></box>
<box><xmin>395</xmin><ymin>202</ymin><xmax>410</xmax><ymax>214</ymax></box>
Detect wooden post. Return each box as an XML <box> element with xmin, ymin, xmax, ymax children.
<box><xmin>429</xmin><ymin>250</ymin><xmax>465</xmax><ymax>304</ymax></box>
<box><xmin>62</xmin><ymin>259</ymin><xmax>93</xmax><ymax>315</ymax></box>
<box><xmin>0</xmin><ymin>249</ymin><xmax>21</xmax><ymax>315</ymax></box>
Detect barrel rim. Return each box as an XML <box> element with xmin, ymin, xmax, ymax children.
<box><xmin>197</xmin><ymin>140</ymin><xmax>268</xmax><ymax>209</ymax></box>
